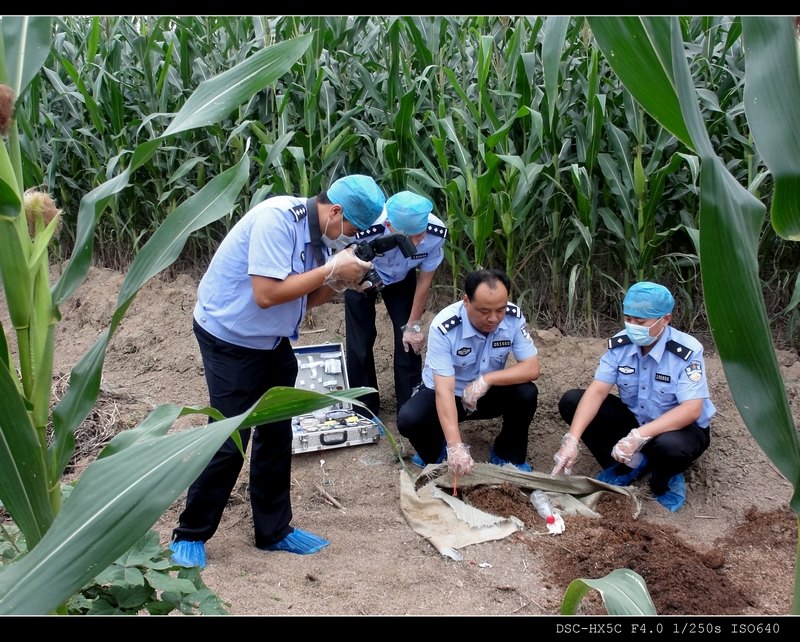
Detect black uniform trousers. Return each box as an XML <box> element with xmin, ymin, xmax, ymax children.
<box><xmin>172</xmin><ymin>320</ymin><xmax>298</xmax><ymax>549</ymax></box>
<box><xmin>558</xmin><ymin>389</ymin><xmax>711</xmax><ymax>493</ymax></box>
<box><xmin>396</xmin><ymin>382</ymin><xmax>539</xmax><ymax>465</ymax></box>
<box><xmin>344</xmin><ymin>270</ymin><xmax>421</xmax><ymax>417</ymax></box>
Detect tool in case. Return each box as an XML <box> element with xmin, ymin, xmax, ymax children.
<box><xmin>291</xmin><ymin>343</ymin><xmax>380</xmax><ymax>455</ymax></box>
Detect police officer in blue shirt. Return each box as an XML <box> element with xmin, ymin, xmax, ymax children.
<box><xmin>551</xmin><ymin>281</ymin><xmax>715</xmax><ymax>512</ymax></box>
<box><xmin>345</xmin><ymin>191</ymin><xmax>448</xmax><ymax>418</ymax></box>
<box><xmin>397</xmin><ymin>268</ymin><xmax>540</xmax><ymax>474</ymax></box>
<box><xmin>170</xmin><ymin>174</ymin><xmax>386</xmax><ymax>568</ymax></box>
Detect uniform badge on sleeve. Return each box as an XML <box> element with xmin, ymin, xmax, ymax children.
<box><xmin>289</xmin><ymin>204</ymin><xmax>307</xmax><ymax>221</ymax></box>
<box><xmin>521</xmin><ymin>325</ymin><xmax>533</xmax><ymax>343</ymax></box>
<box><xmin>684</xmin><ymin>360</ymin><xmax>703</xmax><ymax>382</ymax></box>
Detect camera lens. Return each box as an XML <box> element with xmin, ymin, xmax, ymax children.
<box><xmin>361</xmin><ymin>267</ymin><xmax>383</xmax><ymax>292</ymax></box>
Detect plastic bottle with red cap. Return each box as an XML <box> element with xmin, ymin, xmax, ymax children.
<box><xmin>530</xmin><ymin>490</ymin><xmax>556</xmax><ymax>525</ymax></box>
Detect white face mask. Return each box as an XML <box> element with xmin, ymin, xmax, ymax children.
<box><xmin>322</xmin><ymin>216</ymin><xmax>354</xmax><ymax>252</ymax></box>
<box><xmin>321</xmin><ymin>234</ymin><xmax>354</xmax><ymax>252</ymax></box>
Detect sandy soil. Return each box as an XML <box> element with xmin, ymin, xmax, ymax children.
<box><xmin>3</xmin><ymin>265</ymin><xmax>799</xmax><ymax>616</ymax></box>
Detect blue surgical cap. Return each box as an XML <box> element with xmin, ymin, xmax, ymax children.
<box><xmin>623</xmin><ymin>282</ymin><xmax>675</xmax><ymax>318</ymax></box>
<box><xmin>327</xmin><ymin>175</ymin><xmax>386</xmax><ymax>230</ymax></box>
<box><xmin>385</xmin><ymin>191</ymin><xmax>433</xmax><ymax>234</ymax></box>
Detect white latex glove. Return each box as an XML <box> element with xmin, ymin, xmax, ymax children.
<box><xmin>326</xmin><ymin>278</ymin><xmax>373</xmax><ymax>293</ymax></box>
<box><xmin>401</xmin><ymin>320</ymin><xmax>425</xmax><ymax>354</ymax></box>
<box><xmin>461</xmin><ymin>374</ymin><xmax>490</xmax><ymax>413</ymax></box>
<box><xmin>551</xmin><ymin>433</ymin><xmax>580</xmax><ymax>476</ymax></box>
<box><xmin>611</xmin><ymin>428</ymin><xmax>651</xmax><ymax>465</ymax></box>
<box><xmin>323</xmin><ymin>246</ymin><xmax>372</xmax><ymax>290</ymax></box>
<box><xmin>446</xmin><ymin>442</ymin><xmax>474</xmax><ymax>476</ymax></box>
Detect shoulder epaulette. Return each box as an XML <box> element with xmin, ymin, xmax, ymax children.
<box><xmin>288</xmin><ymin>204</ymin><xmax>307</xmax><ymax>222</ymax></box>
<box><xmin>505</xmin><ymin>303</ymin><xmax>521</xmax><ymax>318</ymax></box>
<box><xmin>426</xmin><ymin>223</ymin><xmax>448</xmax><ymax>239</ymax></box>
<box><xmin>354</xmin><ymin>223</ymin><xmax>386</xmax><ymax>239</ymax></box>
<box><xmin>665</xmin><ymin>340</ymin><xmax>693</xmax><ymax>361</ymax></box>
<box><xmin>608</xmin><ymin>334</ymin><xmax>632</xmax><ymax>349</ymax></box>
<box><xmin>437</xmin><ymin>315</ymin><xmax>462</xmax><ymax>334</ymax></box>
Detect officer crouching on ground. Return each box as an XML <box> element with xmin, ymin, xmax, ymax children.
<box><xmin>551</xmin><ymin>281</ymin><xmax>715</xmax><ymax>512</ymax></box>
<box><xmin>397</xmin><ymin>268</ymin><xmax>540</xmax><ymax>474</ymax></box>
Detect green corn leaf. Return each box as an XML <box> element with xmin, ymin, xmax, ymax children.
<box><xmin>561</xmin><ymin>568</ymin><xmax>656</xmax><ymax>615</ymax></box>
<box><xmin>587</xmin><ymin>17</ymin><xmax>693</xmax><ymax>148</ymax></box>
<box><xmin>741</xmin><ymin>17</ymin><xmax>800</xmax><ymax>240</ymax></box>
<box><xmin>0</xmin><ymin>317</ymin><xmax>10</xmax><ymax>372</ymax></box>
<box><xmin>50</xmin><ymin>144</ymin><xmax>159</xmax><ymax>308</ymax></box>
<box><xmin>0</xmin><ymin>376</ymin><xmax>358</xmax><ymax>615</ymax></box>
<box><xmin>0</xmin><ymin>406</ymin><xmax>246</xmax><ymax>614</ymax></box>
<box><xmin>0</xmin><ymin>218</ymin><xmax>31</xmax><ymax>330</ymax></box>
<box><xmin>50</xmin><ymin>154</ymin><xmax>250</xmax><ymax>481</ymax></box>
<box><xmin>163</xmin><ymin>34</ymin><xmax>312</xmax><ymax>137</ymax></box>
<box><xmin>1</xmin><ymin>16</ymin><xmax>52</xmax><ymax>96</ymax></box>
<box><xmin>0</xmin><ymin>359</ymin><xmax>53</xmax><ymax>547</ymax></box>
<box><xmin>166</xmin><ymin>155</ymin><xmax>208</xmax><ymax>186</ymax></box>
<box><xmin>0</xmin><ymin>177</ymin><xmax>20</xmax><ymax>217</ymax></box>
<box><xmin>662</xmin><ymin>17</ymin><xmax>800</xmax><ymax>505</ymax></box>
<box><xmin>699</xmin><ymin>158</ymin><xmax>800</xmax><ymax>505</ymax></box>
<box><xmin>119</xmin><ymin>152</ymin><xmax>249</xmax><ymax>303</ymax></box>
<box><xmin>240</xmin><ymin>386</ymin><xmax>374</xmax><ymax>429</ymax></box>
<box><xmin>542</xmin><ymin>16</ymin><xmax>570</xmax><ymax>126</ymax></box>
<box><xmin>0</xmin><ymin>145</ymin><xmax>29</xmax><ymax>328</ymax></box>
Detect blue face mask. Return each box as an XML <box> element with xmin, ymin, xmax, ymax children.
<box><xmin>625</xmin><ymin>317</ymin><xmax>664</xmax><ymax>346</ymax></box>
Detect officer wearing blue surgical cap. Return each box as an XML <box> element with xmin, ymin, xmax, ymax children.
<box><xmin>344</xmin><ymin>190</ymin><xmax>448</xmax><ymax>419</ymax></box>
<box><xmin>171</xmin><ymin>174</ymin><xmax>385</xmax><ymax>568</ymax></box>
<box><xmin>551</xmin><ymin>281</ymin><xmax>715</xmax><ymax>513</ymax></box>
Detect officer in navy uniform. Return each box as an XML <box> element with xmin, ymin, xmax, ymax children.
<box><xmin>397</xmin><ymin>268</ymin><xmax>540</xmax><ymax>474</ymax></box>
<box><xmin>170</xmin><ymin>175</ymin><xmax>385</xmax><ymax>568</ymax></box>
<box><xmin>551</xmin><ymin>281</ymin><xmax>715</xmax><ymax>512</ymax></box>
<box><xmin>345</xmin><ymin>191</ymin><xmax>448</xmax><ymax>418</ymax></box>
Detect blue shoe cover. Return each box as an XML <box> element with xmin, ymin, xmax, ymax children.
<box><xmin>654</xmin><ymin>473</ymin><xmax>686</xmax><ymax>512</ymax></box>
<box><xmin>263</xmin><ymin>528</ymin><xmax>330</xmax><ymax>555</ymax></box>
<box><xmin>596</xmin><ymin>455</ymin><xmax>649</xmax><ymax>486</ymax></box>
<box><xmin>411</xmin><ymin>452</ymin><xmax>426</xmax><ymax>468</ymax></box>
<box><xmin>170</xmin><ymin>540</ymin><xmax>206</xmax><ymax>568</ymax></box>
<box><xmin>489</xmin><ymin>448</ymin><xmax>533</xmax><ymax>472</ymax></box>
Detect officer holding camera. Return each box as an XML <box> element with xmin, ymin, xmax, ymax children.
<box><xmin>171</xmin><ymin>175</ymin><xmax>385</xmax><ymax>568</ymax></box>
<box><xmin>344</xmin><ymin>191</ymin><xmax>448</xmax><ymax>419</ymax></box>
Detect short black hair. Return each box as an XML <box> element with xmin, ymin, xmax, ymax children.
<box><xmin>464</xmin><ymin>268</ymin><xmax>510</xmax><ymax>300</ymax></box>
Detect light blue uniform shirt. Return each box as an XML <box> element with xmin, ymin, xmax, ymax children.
<box><xmin>422</xmin><ymin>300</ymin><xmax>537</xmax><ymax>395</ymax></box>
<box><xmin>353</xmin><ymin>213</ymin><xmax>447</xmax><ymax>285</ymax></box>
<box><xmin>193</xmin><ymin>195</ymin><xmax>326</xmax><ymax>349</ymax></box>
<box><xmin>597</xmin><ymin>326</ymin><xmax>716</xmax><ymax>428</ymax></box>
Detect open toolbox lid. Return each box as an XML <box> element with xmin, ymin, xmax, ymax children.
<box><xmin>290</xmin><ymin>343</ymin><xmax>379</xmax><ymax>453</ymax></box>
<box><xmin>293</xmin><ymin>342</ymin><xmax>352</xmax><ymax>409</ymax></box>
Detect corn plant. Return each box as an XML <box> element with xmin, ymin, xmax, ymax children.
<box><xmin>0</xmin><ymin>17</ymin><xmax>376</xmax><ymax>615</ymax></box>
<box><xmin>588</xmin><ymin>14</ymin><xmax>800</xmax><ymax>614</ymax></box>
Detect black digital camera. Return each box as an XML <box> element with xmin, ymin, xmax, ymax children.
<box><xmin>352</xmin><ymin>234</ymin><xmax>417</xmax><ymax>293</ymax></box>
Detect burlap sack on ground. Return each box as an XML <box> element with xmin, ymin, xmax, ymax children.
<box><xmin>400</xmin><ymin>462</ymin><xmax>641</xmax><ymax>560</ymax></box>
